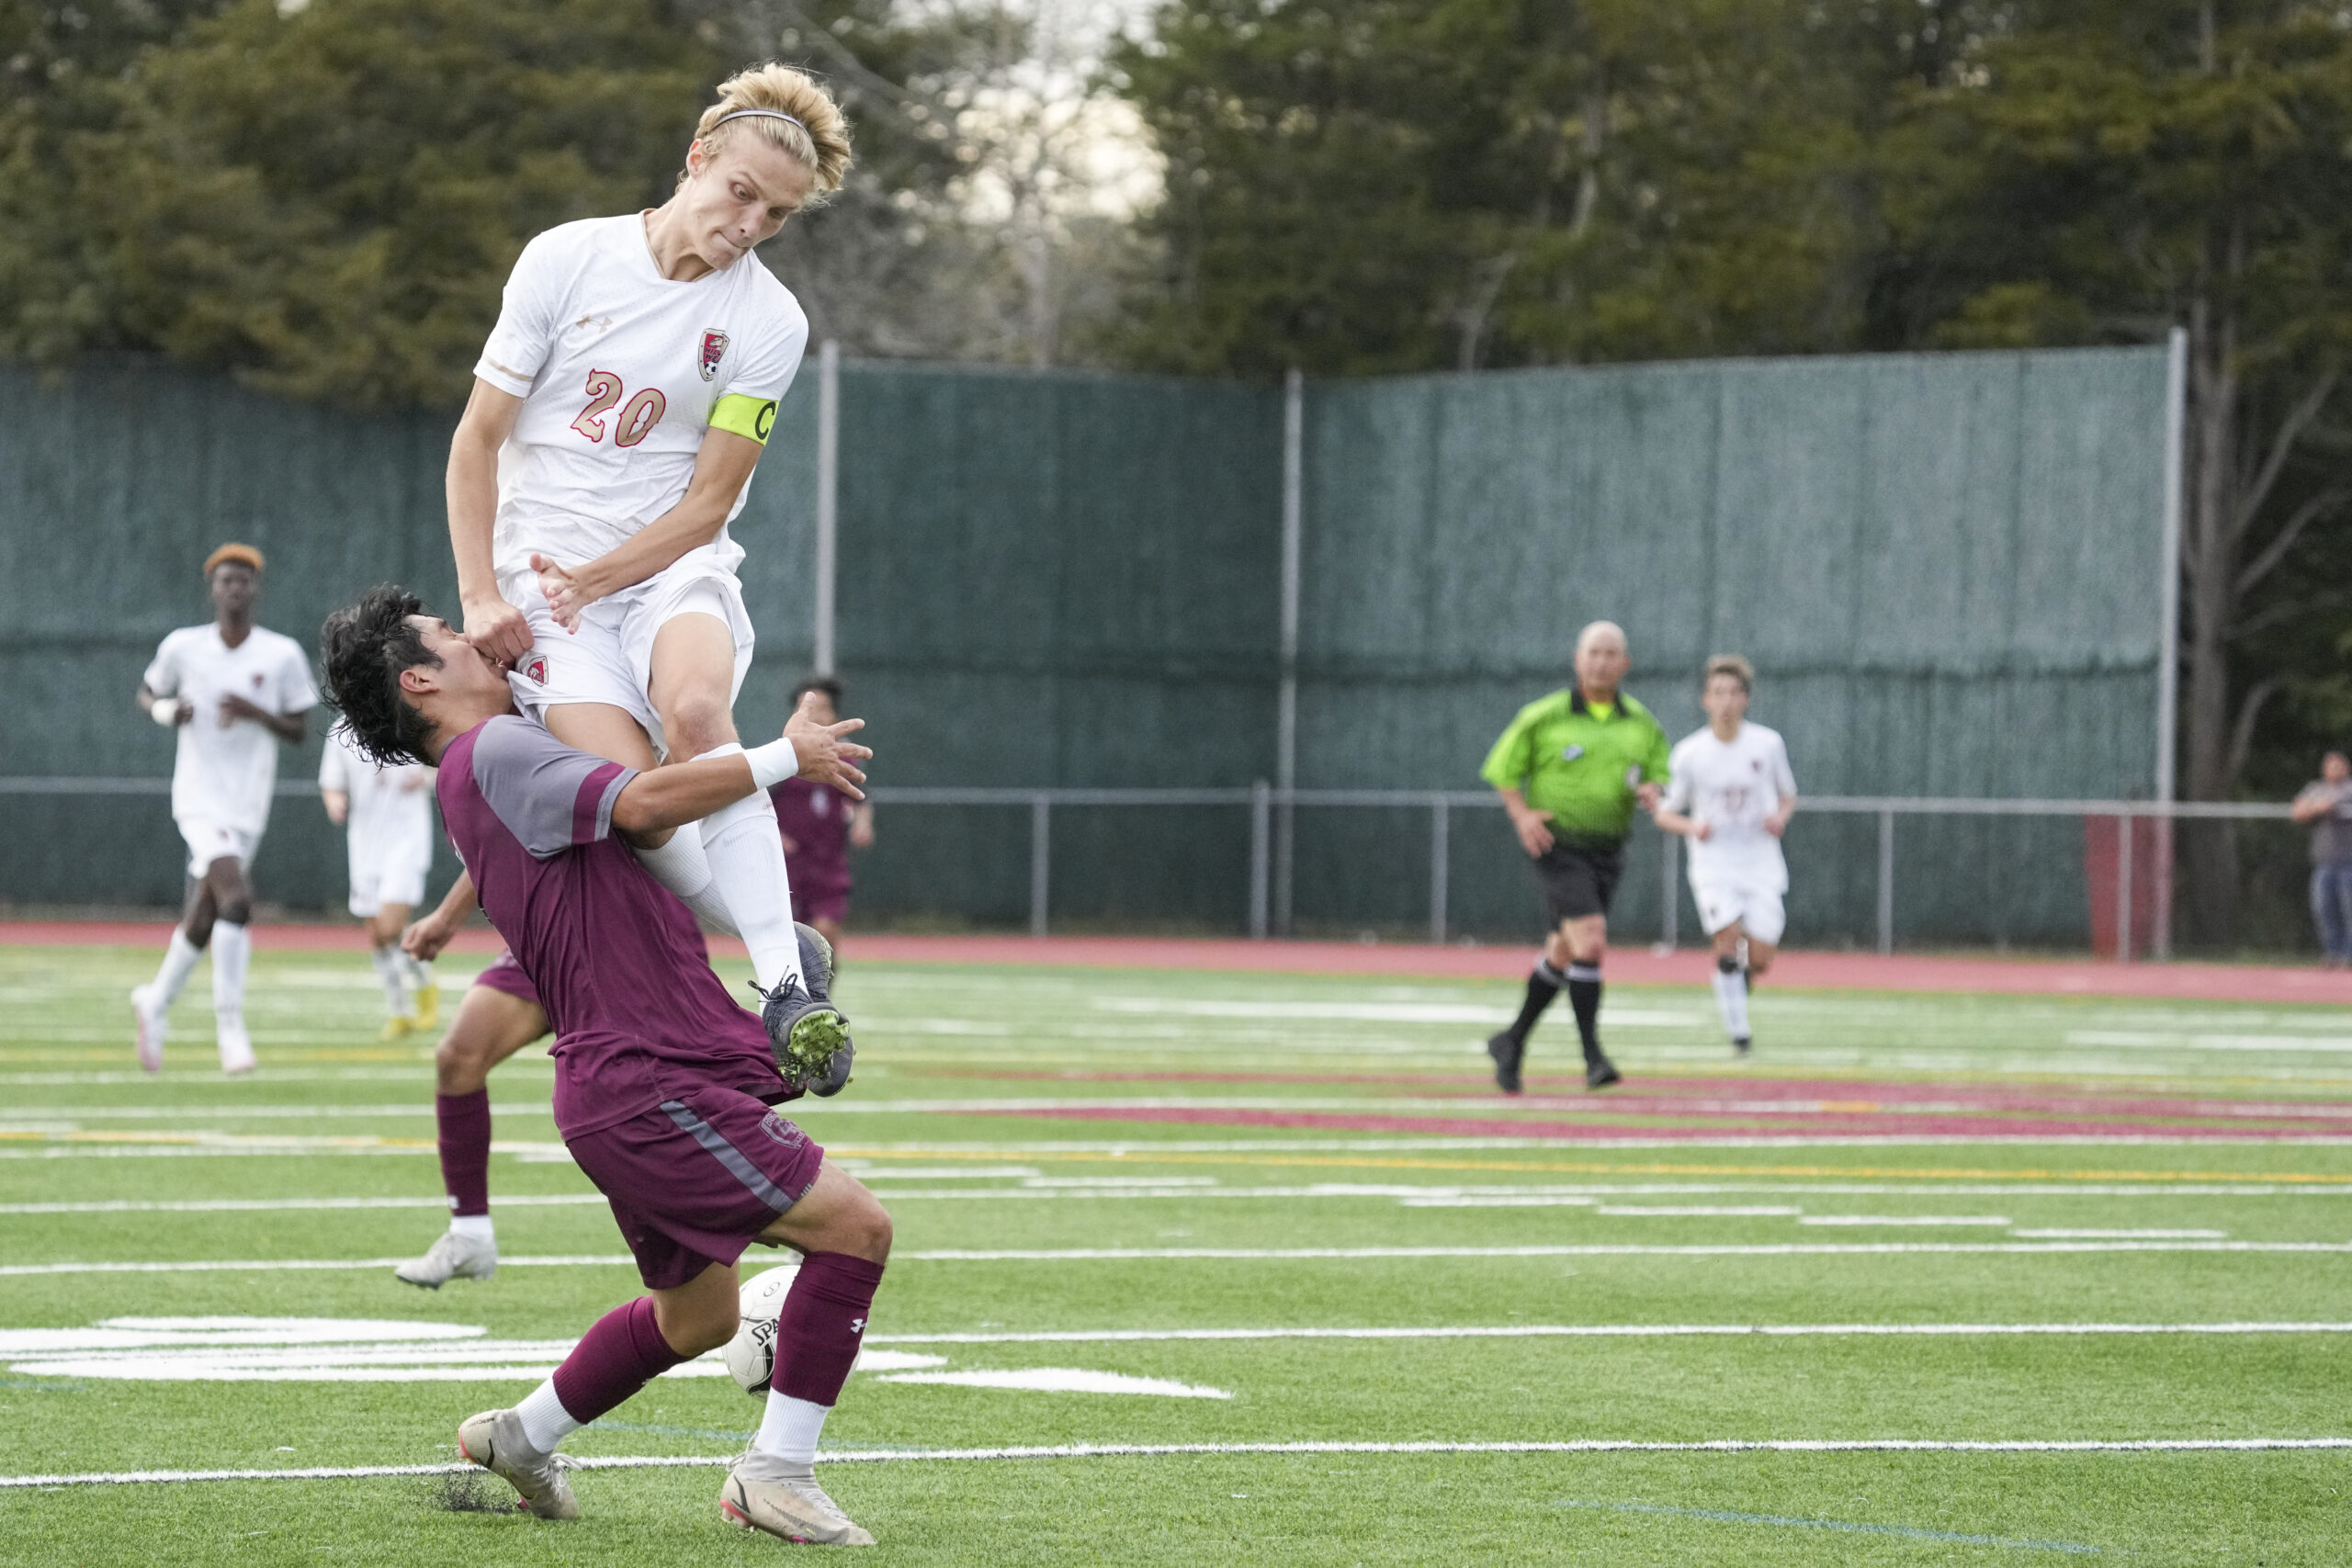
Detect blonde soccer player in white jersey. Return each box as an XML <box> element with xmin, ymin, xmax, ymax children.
<box><xmin>445</xmin><ymin>63</ymin><xmax>870</xmax><ymax>1091</ymax></box>
<box><xmin>1653</xmin><ymin>655</ymin><xmax>1798</xmax><ymax>1055</ymax></box>
<box><xmin>319</xmin><ymin>723</ymin><xmax>438</xmax><ymax>1038</ymax></box>
<box><xmin>130</xmin><ymin>544</ymin><xmax>318</xmax><ymax>1075</ymax></box>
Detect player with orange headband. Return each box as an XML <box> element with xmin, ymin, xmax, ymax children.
<box><xmin>130</xmin><ymin>543</ymin><xmax>317</xmax><ymax>1075</ymax></box>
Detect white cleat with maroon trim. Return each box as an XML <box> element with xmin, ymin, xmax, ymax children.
<box><xmin>130</xmin><ymin>985</ymin><xmax>166</xmax><ymax>1074</ymax></box>
<box><xmin>720</xmin><ymin>1450</ymin><xmax>875</xmax><ymax>1545</ymax></box>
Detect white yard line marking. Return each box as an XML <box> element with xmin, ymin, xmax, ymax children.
<box><xmin>866</xmin><ymin>1322</ymin><xmax>2352</xmax><ymax>1345</ymax></box>
<box><xmin>2009</xmin><ymin>1228</ymin><xmax>2229</xmax><ymax>1239</ymax></box>
<box><xmin>1593</xmin><ymin>1205</ymin><xmax>1804</xmax><ymax>1217</ymax></box>
<box><xmin>873</xmin><ymin>1369</ymin><xmax>1231</xmax><ymax>1398</ymax></box>
<box><xmin>5</xmin><ymin>1438</ymin><xmax>2347</xmax><ymax>1488</ymax></box>
<box><xmin>0</xmin><ymin>1195</ymin><xmax>606</xmax><ymax>1216</ymax></box>
<box><xmin>8</xmin><ymin>1240</ymin><xmax>2352</xmax><ymax>1276</ymax></box>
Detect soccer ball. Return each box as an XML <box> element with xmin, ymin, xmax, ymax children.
<box><xmin>722</xmin><ymin>1261</ymin><xmax>801</xmax><ymax>1394</ymax></box>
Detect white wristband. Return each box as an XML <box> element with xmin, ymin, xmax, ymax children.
<box><xmin>150</xmin><ymin>697</ymin><xmax>182</xmax><ymax>727</ymax></box>
<box><xmin>743</xmin><ymin>737</ymin><xmax>798</xmax><ymax>791</ymax></box>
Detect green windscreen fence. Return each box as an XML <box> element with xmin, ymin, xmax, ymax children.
<box><xmin>0</xmin><ymin>344</ymin><xmax>2170</xmax><ymax>946</ymax></box>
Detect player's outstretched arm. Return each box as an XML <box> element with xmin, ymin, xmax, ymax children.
<box><xmin>447</xmin><ymin>379</ymin><xmax>533</xmax><ymax>669</ymax></box>
<box><xmin>537</xmin><ymin>429</ymin><xmax>764</xmax><ymax>631</ymax></box>
<box><xmin>784</xmin><ymin>690</ymin><xmax>870</xmax><ymax>798</ymax></box>
<box><xmin>613</xmin><ymin>713</ymin><xmax>871</xmax><ymax>836</ymax></box>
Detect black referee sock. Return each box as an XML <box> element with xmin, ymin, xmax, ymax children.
<box><xmin>1508</xmin><ymin>960</ymin><xmax>1568</xmax><ymax>1041</ymax></box>
<box><xmin>1565</xmin><ymin>964</ymin><xmax>1603</xmax><ymax>1061</ymax></box>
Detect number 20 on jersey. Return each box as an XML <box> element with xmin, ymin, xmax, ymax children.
<box><xmin>571</xmin><ymin>369</ymin><xmax>665</xmax><ymax>447</ymax></box>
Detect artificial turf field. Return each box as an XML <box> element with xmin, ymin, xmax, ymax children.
<box><xmin>3</xmin><ymin>940</ymin><xmax>2351</xmax><ymax>1564</ymax></box>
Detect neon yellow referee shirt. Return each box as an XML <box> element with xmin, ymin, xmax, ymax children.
<box><xmin>1479</xmin><ymin>688</ymin><xmax>1672</xmax><ymax>846</ymax></box>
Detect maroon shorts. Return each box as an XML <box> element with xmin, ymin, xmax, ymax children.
<box><xmin>473</xmin><ymin>951</ymin><xmax>540</xmax><ymax>1007</ymax></box>
<box><xmin>566</xmin><ymin>1084</ymin><xmax>826</xmax><ymax>1290</ymax></box>
<box><xmin>797</xmin><ymin>885</ymin><xmax>849</xmax><ymax>925</ymax></box>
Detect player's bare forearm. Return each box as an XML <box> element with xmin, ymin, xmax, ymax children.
<box><xmin>561</xmin><ymin>431</ymin><xmax>762</xmax><ymax>605</ymax></box>
<box><xmin>403</xmin><ymin>871</ymin><xmax>477</xmax><ymax>962</ymax></box>
<box><xmin>1652</xmin><ymin>808</ymin><xmax>1699</xmax><ymax>838</ymax></box>
<box><xmin>610</xmin><ymin>751</ymin><xmax>762</xmax><ymax>836</ymax></box>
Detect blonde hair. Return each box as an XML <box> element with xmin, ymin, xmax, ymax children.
<box><xmin>1703</xmin><ymin>653</ymin><xmax>1754</xmax><ymax>693</ymax></box>
<box><xmin>687</xmin><ymin>63</ymin><xmax>853</xmax><ymax>201</ymax></box>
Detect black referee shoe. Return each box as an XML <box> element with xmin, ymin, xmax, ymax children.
<box><xmin>1584</xmin><ymin>1053</ymin><xmax>1622</xmax><ymax>1091</ymax></box>
<box><xmin>1486</xmin><ymin>1031</ymin><xmax>1525</xmax><ymax>1096</ymax></box>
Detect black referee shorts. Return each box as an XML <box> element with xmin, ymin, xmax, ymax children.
<box><xmin>1530</xmin><ymin>839</ymin><xmax>1624</xmax><ymax>925</ymax></box>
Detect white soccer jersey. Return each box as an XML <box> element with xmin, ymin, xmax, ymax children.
<box><xmin>1661</xmin><ymin>721</ymin><xmax>1798</xmax><ymax>890</ymax></box>
<box><xmin>142</xmin><ymin>625</ymin><xmax>319</xmax><ymax>839</ymax></box>
<box><xmin>473</xmin><ymin>215</ymin><xmax>809</xmax><ymax>581</ymax></box>
<box><xmin>321</xmin><ymin>727</ymin><xmax>435</xmax><ymax>915</ymax></box>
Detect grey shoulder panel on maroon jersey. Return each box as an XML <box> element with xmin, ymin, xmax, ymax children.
<box><xmin>469</xmin><ymin>715</ymin><xmax>637</xmax><ymax>859</ymax></box>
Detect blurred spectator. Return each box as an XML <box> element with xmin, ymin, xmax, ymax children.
<box><xmin>2290</xmin><ymin>751</ymin><xmax>2352</xmax><ymax>966</ymax></box>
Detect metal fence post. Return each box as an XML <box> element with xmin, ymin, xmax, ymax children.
<box><xmin>2116</xmin><ymin>812</ymin><xmax>2133</xmax><ymax>964</ymax></box>
<box><xmin>1876</xmin><ymin>809</ymin><xmax>1895</xmax><ymax>955</ymax></box>
<box><xmin>1029</xmin><ymin>795</ymin><xmax>1051</xmax><ymax>938</ymax></box>
<box><xmin>1659</xmin><ymin>829</ymin><xmax>1678</xmax><ymax>951</ymax></box>
<box><xmin>1250</xmin><ymin>781</ymin><xmax>1272</xmax><ymax>939</ymax></box>
<box><xmin>1429</xmin><ymin>800</ymin><xmax>1450</xmax><ymax>944</ymax></box>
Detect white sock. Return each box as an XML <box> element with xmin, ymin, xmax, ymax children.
<box><xmin>448</xmin><ymin>1213</ymin><xmax>495</xmax><ymax>1244</ymax></box>
<box><xmin>209</xmin><ymin>922</ymin><xmax>251</xmax><ymax>1022</ymax></box>
<box><xmin>632</xmin><ymin>818</ymin><xmax>740</xmax><ymax>936</ymax></box>
<box><xmin>514</xmin><ymin>1377</ymin><xmax>581</xmax><ymax>1453</ymax></box>
<box><xmin>1712</xmin><ymin>962</ymin><xmax>1750</xmax><ymax>1041</ymax></box>
<box><xmin>371</xmin><ymin>945</ymin><xmax>411</xmax><ymax>1018</ymax></box>
<box><xmin>151</xmin><ymin>930</ymin><xmax>204</xmax><ymax>1010</ymax></box>
<box><xmin>695</xmin><ymin>753</ymin><xmax>805</xmax><ymax>993</ymax></box>
<box><xmin>402</xmin><ymin>953</ymin><xmax>435</xmax><ymax>994</ymax></box>
<box><xmin>752</xmin><ymin>1391</ymin><xmax>831</xmax><ymax>1467</ymax></box>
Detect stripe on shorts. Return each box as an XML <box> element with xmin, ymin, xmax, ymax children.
<box><xmin>660</xmin><ymin>1099</ymin><xmax>794</xmax><ymax>1211</ymax></box>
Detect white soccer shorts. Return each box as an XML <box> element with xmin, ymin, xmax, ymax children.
<box><xmin>1692</xmin><ymin>878</ymin><xmax>1787</xmax><ymax>945</ymax></box>
<box><xmin>177</xmin><ymin>817</ymin><xmax>259</xmax><ymax>879</ymax></box>
<box><xmin>345</xmin><ymin>819</ymin><xmax>433</xmax><ymax>917</ymax></box>
<box><xmin>498</xmin><ymin>558</ymin><xmax>754</xmax><ymax>752</ymax></box>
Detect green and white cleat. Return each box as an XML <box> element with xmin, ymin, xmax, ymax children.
<box><xmin>757</xmin><ymin>924</ymin><xmax>854</xmax><ymax>1093</ymax></box>
<box><xmin>396</xmin><ymin>1228</ymin><xmax>498</xmax><ymax>1289</ymax></box>
<box><xmin>456</xmin><ymin>1407</ymin><xmax>578</xmax><ymax>1519</ymax></box>
<box><xmin>719</xmin><ymin>1450</ymin><xmax>874</xmax><ymax>1545</ymax></box>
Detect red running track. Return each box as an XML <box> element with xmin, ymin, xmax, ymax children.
<box><xmin>7</xmin><ymin>920</ymin><xmax>2352</xmax><ymax>1004</ymax></box>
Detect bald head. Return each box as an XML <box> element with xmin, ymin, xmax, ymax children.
<box><xmin>1575</xmin><ymin>621</ymin><xmax>1629</xmax><ymax>703</ymax></box>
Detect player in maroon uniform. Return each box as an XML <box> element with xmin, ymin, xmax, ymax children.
<box><xmin>771</xmin><ymin>677</ymin><xmax>873</xmax><ymax>953</ymax></box>
<box><xmin>322</xmin><ymin>585</ymin><xmax>885</xmax><ymax>1545</ymax></box>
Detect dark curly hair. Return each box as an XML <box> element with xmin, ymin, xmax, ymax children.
<box><xmin>320</xmin><ymin>585</ymin><xmax>442</xmax><ymax>767</ymax></box>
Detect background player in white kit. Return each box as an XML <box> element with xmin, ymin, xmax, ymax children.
<box><xmin>319</xmin><ymin>723</ymin><xmax>439</xmax><ymax>1038</ymax></box>
<box><xmin>1654</xmin><ymin>655</ymin><xmax>1798</xmax><ymax>1055</ymax></box>
<box><xmin>130</xmin><ymin>544</ymin><xmax>318</xmax><ymax>1074</ymax></box>
<box><xmin>447</xmin><ymin>62</ymin><xmax>861</xmax><ymax>1071</ymax></box>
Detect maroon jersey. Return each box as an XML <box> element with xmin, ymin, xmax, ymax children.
<box><xmin>436</xmin><ymin>716</ymin><xmax>780</xmax><ymax>1138</ymax></box>
<box><xmin>770</xmin><ymin>776</ymin><xmax>854</xmax><ymax>896</ymax></box>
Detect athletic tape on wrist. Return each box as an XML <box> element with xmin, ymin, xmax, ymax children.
<box><xmin>743</xmin><ymin>738</ymin><xmax>798</xmax><ymax>791</ymax></box>
<box><xmin>709</xmin><ymin>393</ymin><xmax>779</xmax><ymax>446</ymax></box>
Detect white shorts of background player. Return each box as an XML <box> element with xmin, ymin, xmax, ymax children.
<box><xmin>345</xmin><ymin>810</ymin><xmax>435</xmax><ymax>918</ymax></box>
<box><xmin>1691</xmin><ymin>877</ymin><xmax>1786</xmax><ymax>946</ymax></box>
<box><xmin>497</xmin><ymin>555</ymin><xmax>753</xmax><ymax>753</ymax></box>
<box><xmin>177</xmin><ymin>817</ymin><xmax>259</xmax><ymax>881</ymax></box>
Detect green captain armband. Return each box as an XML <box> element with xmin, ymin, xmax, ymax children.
<box><xmin>709</xmin><ymin>392</ymin><xmax>779</xmax><ymax>445</ymax></box>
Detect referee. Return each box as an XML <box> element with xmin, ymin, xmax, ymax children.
<box><xmin>1478</xmin><ymin>621</ymin><xmax>1670</xmax><ymax>1093</ymax></box>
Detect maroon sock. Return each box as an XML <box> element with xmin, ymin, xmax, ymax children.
<box><xmin>775</xmin><ymin>1253</ymin><xmax>887</xmax><ymax>1406</ymax></box>
<box><xmin>435</xmin><ymin>1090</ymin><xmax>492</xmax><ymax>1218</ymax></box>
<box><xmin>549</xmin><ymin>1296</ymin><xmax>688</xmax><ymax>1424</ymax></box>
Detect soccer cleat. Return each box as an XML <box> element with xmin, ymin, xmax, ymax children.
<box><xmin>130</xmin><ymin>985</ymin><xmax>167</xmax><ymax>1074</ymax></box>
<box><xmin>1732</xmin><ymin>1035</ymin><xmax>1753</xmax><ymax>1058</ymax></box>
<box><xmin>396</xmin><ymin>1228</ymin><xmax>499</xmax><ymax>1289</ymax></box>
<box><xmin>217</xmin><ymin>1017</ymin><xmax>256</xmax><ymax>1076</ymax></box>
<box><xmin>413</xmin><ymin>982</ymin><xmax>441</xmax><ymax>1032</ymax></box>
<box><xmin>757</xmin><ymin>924</ymin><xmax>854</xmax><ymax>1092</ymax></box>
<box><xmin>1584</xmin><ymin>1053</ymin><xmax>1622</xmax><ymax>1091</ymax></box>
<box><xmin>1485</xmin><ymin>1031</ymin><xmax>1524</xmax><ymax>1096</ymax></box>
<box><xmin>457</xmin><ymin>1407</ymin><xmax>578</xmax><ymax>1520</ymax></box>
<box><xmin>379</xmin><ymin>1015</ymin><xmax>416</xmax><ymax>1042</ymax></box>
<box><xmin>719</xmin><ymin>1450</ymin><xmax>875</xmax><ymax>1546</ymax></box>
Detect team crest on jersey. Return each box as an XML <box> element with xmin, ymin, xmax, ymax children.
<box><xmin>523</xmin><ymin>654</ymin><xmax>548</xmax><ymax>686</ymax></box>
<box><xmin>250</xmin><ymin>673</ymin><xmax>265</xmax><ymax>690</ymax></box>
<box><xmin>698</xmin><ymin>329</ymin><xmax>729</xmax><ymax>382</ymax></box>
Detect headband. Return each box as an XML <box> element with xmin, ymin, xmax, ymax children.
<box><xmin>711</xmin><ymin>108</ymin><xmax>808</xmax><ymax>137</ymax></box>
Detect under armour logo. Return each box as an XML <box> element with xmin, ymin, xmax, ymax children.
<box><xmin>849</xmin><ymin>1316</ymin><xmax>865</xmax><ymax>1335</ymax></box>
